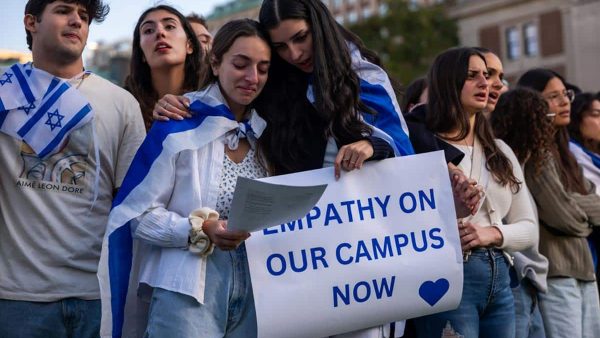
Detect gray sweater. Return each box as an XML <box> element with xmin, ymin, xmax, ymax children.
<box><xmin>526</xmin><ymin>156</ymin><xmax>600</xmax><ymax>281</ymax></box>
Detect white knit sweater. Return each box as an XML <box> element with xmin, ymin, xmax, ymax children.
<box><xmin>454</xmin><ymin>139</ymin><xmax>537</xmax><ymax>252</ymax></box>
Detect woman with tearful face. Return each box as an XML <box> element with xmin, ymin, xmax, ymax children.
<box><xmin>112</xmin><ymin>20</ymin><xmax>272</xmax><ymax>337</ymax></box>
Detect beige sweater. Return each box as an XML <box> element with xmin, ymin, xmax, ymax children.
<box><xmin>525</xmin><ymin>155</ymin><xmax>600</xmax><ymax>281</ymax></box>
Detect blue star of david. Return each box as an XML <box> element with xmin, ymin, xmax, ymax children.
<box><xmin>45</xmin><ymin>109</ymin><xmax>64</xmax><ymax>131</ymax></box>
<box><xmin>0</xmin><ymin>73</ymin><xmax>13</xmax><ymax>86</ymax></box>
<box><xmin>18</xmin><ymin>102</ymin><xmax>36</xmax><ymax>115</ymax></box>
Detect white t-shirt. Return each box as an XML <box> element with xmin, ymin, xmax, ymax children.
<box><xmin>0</xmin><ymin>73</ymin><xmax>145</xmax><ymax>302</ymax></box>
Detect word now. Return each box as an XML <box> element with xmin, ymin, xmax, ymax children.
<box><xmin>333</xmin><ymin>276</ymin><xmax>396</xmax><ymax>307</ymax></box>
<box><xmin>265</xmin><ymin>228</ymin><xmax>444</xmax><ymax>276</ymax></box>
<box><xmin>264</xmin><ymin>189</ymin><xmax>436</xmax><ymax>235</ymax></box>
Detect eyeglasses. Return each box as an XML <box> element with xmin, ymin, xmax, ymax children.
<box><xmin>544</xmin><ymin>89</ymin><xmax>575</xmax><ymax>104</ymax></box>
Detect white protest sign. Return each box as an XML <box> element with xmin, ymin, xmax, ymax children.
<box><xmin>245</xmin><ymin>151</ymin><xmax>463</xmax><ymax>338</ymax></box>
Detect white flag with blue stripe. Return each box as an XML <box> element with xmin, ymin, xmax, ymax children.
<box><xmin>98</xmin><ymin>83</ymin><xmax>266</xmax><ymax>338</ymax></box>
<box><xmin>305</xmin><ymin>42</ymin><xmax>415</xmax><ymax>156</ymax></box>
<box><xmin>0</xmin><ymin>63</ymin><xmax>93</xmax><ymax>158</ymax></box>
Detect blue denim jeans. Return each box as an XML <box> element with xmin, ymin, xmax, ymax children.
<box><xmin>143</xmin><ymin>244</ymin><xmax>256</xmax><ymax>338</ymax></box>
<box><xmin>0</xmin><ymin>298</ymin><xmax>100</xmax><ymax>338</ymax></box>
<box><xmin>539</xmin><ymin>277</ymin><xmax>600</xmax><ymax>338</ymax></box>
<box><xmin>512</xmin><ymin>278</ymin><xmax>545</xmax><ymax>338</ymax></box>
<box><xmin>413</xmin><ymin>248</ymin><xmax>515</xmax><ymax>338</ymax></box>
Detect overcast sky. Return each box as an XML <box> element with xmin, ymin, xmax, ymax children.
<box><xmin>0</xmin><ymin>0</ymin><xmax>232</xmax><ymax>53</ymax></box>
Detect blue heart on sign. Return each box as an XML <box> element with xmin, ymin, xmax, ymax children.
<box><xmin>419</xmin><ymin>278</ymin><xmax>450</xmax><ymax>306</ymax></box>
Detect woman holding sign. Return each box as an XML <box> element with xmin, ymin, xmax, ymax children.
<box><xmin>101</xmin><ymin>19</ymin><xmax>271</xmax><ymax>337</ymax></box>
<box><xmin>412</xmin><ymin>47</ymin><xmax>537</xmax><ymax>338</ymax></box>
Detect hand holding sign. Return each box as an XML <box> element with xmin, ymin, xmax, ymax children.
<box><xmin>244</xmin><ymin>151</ymin><xmax>463</xmax><ymax>338</ymax></box>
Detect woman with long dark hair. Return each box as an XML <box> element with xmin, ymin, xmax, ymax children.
<box><xmin>490</xmin><ymin>88</ymin><xmax>552</xmax><ymax>338</ymax></box>
<box><xmin>518</xmin><ymin>69</ymin><xmax>600</xmax><ymax>337</ymax></box>
<box><xmin>255</xmin><ymin>0</ymin><xmax>413</xmax><ymax>175</ymax></box>
<box><xmin>569</xmin><ymin>92</ymin><xmax>600</xmax><ymax>193</ymax></box>
<box><xmin>125</xmin><ymin>5</ymin><xmax>202</xmax><ymax>130</ymax></box>
<box><xmin>412</xmin><ymin>47</ymin><xmax>537</xmax><ymax>338</ymax></box>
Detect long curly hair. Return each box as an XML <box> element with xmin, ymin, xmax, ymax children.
<box><xmin>490</xmin><ymin>88</ymin><xmax>554</xmax><ymax>175</ymax></box>
<box><xmin>256</xmin><ymin>0</ymin><xmax>374</xmax><ymax>175</ymax></box>
<box><xmin>517</xmin><ymin>68</ymin><xmax>587</xmax><ymax>194</ymax></box>
<box><xmin>569</xmin><ymin>92</ymin><xmax>600</xmax><ymax>154</ymax></box>
<box><xmin>427</xmin><ymin>47</ymin><xmax>521</xmax><ymax>192</ymax></box>
<box><xmin>125</xmin><ymin>5</ymin><xmax>202</xmax><ymax>130</ymax></box>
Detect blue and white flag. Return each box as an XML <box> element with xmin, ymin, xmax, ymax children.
<box><xmin>0</xmin><ymin>63</ymin><xmax>53</xmax><ymax>111</ymax></box>
<box><xmin>349</xmin><ymin>43</ymin><xmax>414</xmax><ymax>156</ymax></box>
<box><xmin>571</xmin><ymin>140</ymin><xmax>600</xmax><ymax>170</ymax></box>
<box><xmin>305</xmin><ymin>43</ymin><xmax>415</xmax><ymax>156</ymax></box>
<box><xmin>98</xmin><ymin>83</ymin><xmax>266</xmax><ymax>338</ymax></box>
<box><xmin>0</xmin><ymin>63</ymin><xmax>92</xmax><ymax>158</ymax></box>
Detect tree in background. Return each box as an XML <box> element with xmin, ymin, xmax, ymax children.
<box><xmin>349</xmin><ymin>0</ymin><xmax>458</xmax><ymax>86</ymax></box>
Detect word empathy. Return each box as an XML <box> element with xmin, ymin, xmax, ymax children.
<box><xmin>264</xmin><ymin>189</ymin><xmax>436</xmax><ymax>235</ymax></box>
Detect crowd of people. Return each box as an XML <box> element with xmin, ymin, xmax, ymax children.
<box><xmin>0</xmin><ymin>0</ymin><xmax>599</xmax><ymax>338</ymax></box>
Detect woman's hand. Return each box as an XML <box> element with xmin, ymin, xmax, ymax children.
<box><xmin>459</xmin><ymin>221</ymin><xmax>503</xmax><ymax>251</ymax></box>
<box><xmin>450</xmin><ymin>165</ymin><xmax>483</xmax><ymax>218</ymax></box>
<box><xmin>333</xmin><ymin>140</ymin><xmax>374</xmax><ymax>179</ymax></box>
<box><xmin>202</xmin><ymin>219</ymin><xmax>250</xmax><ymax>251</ymax></box>
<box><xmin>153</xmin><ymin>94</ymin><xmax>191</xmax><ymax>121</ymax></box>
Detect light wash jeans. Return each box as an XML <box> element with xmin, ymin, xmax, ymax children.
<box><xmin>143</xmin><ymin>244</ymin><xmax>256</xmax><ymax>338</ymax></box>
<box><xmin>538</xmin><ymin>277</ymin><xmax>600</xmax><ymax>338</ymax></box>
<box><xmin>512</xmin><ymin>278</ymin><xmax>545</xmax><ymax>338</ymax></box>
<box><xmin>0</xmin><ymin>298</ymin><xmax>100</xmax><ymax>338</ymax></box>
<box><xmin>413</xmin><ymin>248</ymin><xmax>515</xmax><ymax>338</ymax></box>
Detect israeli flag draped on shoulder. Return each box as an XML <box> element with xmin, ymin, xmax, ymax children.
<box><xmin>306</xmin><ymin>42</ymin><xmax>415</xmax><ymax>156</ymax></box>
<box><xmin>0</xmin><ymin>62</ymin><xmax>93</xmax><ymax>158</ymax></box>
<box><xmin>98</xmin><ymin>83</ymin><xmax>266</xmax><ymax>338</ymax></box>
<box><xmin>571</xmin><ymin>140</ymin><xmax>600</xmax><ymax>170</ymax></box>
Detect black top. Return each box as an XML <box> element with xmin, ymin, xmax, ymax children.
<box><xmin>404</xmin><ymin>104</ymin><xmax>464</xmax><ymax>166</ymax></box>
